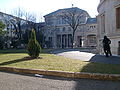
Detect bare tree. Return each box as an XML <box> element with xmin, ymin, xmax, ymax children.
<box><xmin>60</xmin><ymin>8</ymin><xmax>85</xmax><ymax>48</ymax></box>
<box><xmin>25</xmin><ymin>12</ymin><xmax>36</xmax><ymax>22</ymax></box>
<box><xmin>10</xmin><ymin>7</ymin><xmax>25</xmax><ymax>40</ymax></box>
<box><xmin>21</xmin><ymin>12</ymin><xmax>37</xmax><ymax>44</ymax></box>
<box><xmin>24</xmin><ymin>12</ymin><xmax>36</xmax><ymax>30</ymax></box>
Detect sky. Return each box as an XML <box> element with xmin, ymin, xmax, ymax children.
<box><xmin>0</xmin><ymin>0</ymin><xmax>100</xmax><ymax>22</ymax></box>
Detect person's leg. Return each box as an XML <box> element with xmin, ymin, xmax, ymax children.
<box><xmin>104</xmin><ymin>49</ymin><xmax>108</xmax><ymax>57</ymax></box>
<box><xmin>106</xmin><ymin>50</ymin><xmax>109</xmax><ymax>57</ymax></box>
<box><xmin>108</xmin><ymin>49</ymin><xmax>112</xmax><ymax>56</ymax></box>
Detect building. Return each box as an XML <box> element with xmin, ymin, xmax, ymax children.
<box><xmin>84</xmin><ymin>18</ymin><xmax>97</xmax><ymax>47</ymax></box>
<box><xmin>44</xmin><ymin>7</ymin><xmax>97</xmax><ymax>48</ymax></box>
<box><xmin>97</xmin><ymin>0</ymin><xmax>120</xmax><ymax>55</ymax></box>
<box><xmin>0</xmin><ymin>11</ymin><xmax>38</xmax><ymax>48</ymax></box>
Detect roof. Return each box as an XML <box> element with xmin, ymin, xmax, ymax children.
<box><xmin>35</xmin><ymin>22</ymin><xmax>45</xmax><ymax>27</ymax></box>
<box><xmin>86</xmin><ymin>18</ymin><xmax>97</xmax><ymax>24</ymax></box>
<box><xmin>44</xmin><ymin>7</ymin><xmax>87</xmax><ymax>17</ymax></box>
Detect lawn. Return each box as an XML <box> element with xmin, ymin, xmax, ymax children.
<box><xmin>0</xmin><ymin>49</ymin><xmax>120</xmax><ymax>74</ymax></box>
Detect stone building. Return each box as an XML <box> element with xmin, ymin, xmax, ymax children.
<box><xmin>0</xmin><ymin>11</ymin><xmax>38</xmax><ymax>48</ymax></box>
<box><xmin>44</xmin><ymin>7</ymin><xmax>97</xmax><ymax>48</ymax></box>
<box><xmin>84</xmin><ymin>18</ymin><xmax>97</xmax><ymax>47</ymax></box>
<box><xmin>97</xmin><ymin>0</ymin><xmax>120</xmax><ymax>55</ymax></box>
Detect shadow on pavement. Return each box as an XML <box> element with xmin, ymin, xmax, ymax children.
<box><xmin>52</xmin><ymin>49</ymin><xmax>79</xmax><ymax>54</ymax></box>
<box><xmin>75</xmin><ymin>55</ymin><xmax>120</xmax><ymax>90</ymax></box>
<box><xmin>88</xmin><ymin>55</ymin><xmax>120</xmax><ymax>64</ymax></box>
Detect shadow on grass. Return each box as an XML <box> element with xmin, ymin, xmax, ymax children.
<box><xmin>0</xmin><ymin>49</ymin><xmax>26</xmax><ymax>54</ymax></box>
<box><xmin>75</xmin><ymin>55</ymin><xmax>120</xmax><ymax>90</ymax></box>
<box><xmin>0</xmin><ymin>49</ymin><xmax>52</xmax><ymax>54</ymax></box>
<box><xmin>0</xmin><ymin>57</ymin><xmax>42</xmax><ymax>66</ymax></box>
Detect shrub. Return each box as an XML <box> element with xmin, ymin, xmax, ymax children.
<box><xmin>0</xmin><ymin>36</ymin><xmax>4</xmax><ymax>49</ymax></box>
<box><xmin>0</xmin><ymin>21</ymin><xmax>5</xmax><ymax>49</ymax></box>
<box><xmin>27</xmin><ymin>29</ymin><xmax>41</xmax><ymax>58</ymax></box>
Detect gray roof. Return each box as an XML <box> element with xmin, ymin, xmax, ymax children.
<box><xmin>86</xmin><ymin>18</ymin><xmax>97</xmax><ymax>24</ymax></box>
<box><xmin>44</xmin><ymin>7</ymin><xmax>87</xmax><ymax>17</ymax></box>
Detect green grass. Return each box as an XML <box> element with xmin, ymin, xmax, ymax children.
<box><xmin>0</xmin><ymin>49</ymin><xmax>120</xmax><ymax>74</ymax></box>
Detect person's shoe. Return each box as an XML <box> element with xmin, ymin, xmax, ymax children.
<box><xmin>106</xmin><ymin>55</ymin><xmax>109</xmax><ymax>57</ymax></box>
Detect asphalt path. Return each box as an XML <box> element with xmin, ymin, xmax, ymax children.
<box><xmin>0</xmin><ymin>72</ymin><xmax>120</xmax><ymax>90</ymax></box>
<box><xmin>53</xmin><ymin>49</ymin><xmax>120</xmax><ymax>64</ymax></box>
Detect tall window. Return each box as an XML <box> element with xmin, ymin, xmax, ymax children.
<box><xmin>101</xmin><ymin>14</ymin><xmax>105</xmax><ymax>34</ymax></box>
<box><xmin>63</xmin><ymin>27</ymin><xmax>66</xmax><ymax>31</ymax></box>
<box><xmin>116</xmin><ymin>7</ymin><xmax>120</xmax><ymax>29</ymax></box>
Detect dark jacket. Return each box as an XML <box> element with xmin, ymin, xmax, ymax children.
<box><xmin>103</xmin><ymin>36</ymin><xmax>111</xmax><ymax>50</ymax></box>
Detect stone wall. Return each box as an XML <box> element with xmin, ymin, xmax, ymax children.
<box><xmin>97</xmin><ymin>0</ymin><xmax>120</xmax><ymax>55</ymax></box>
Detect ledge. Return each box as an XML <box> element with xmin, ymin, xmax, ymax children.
<box><xmin>0</xmin><ymin>66</ymin><xmax>120</xmax><ymax>81</ymax></box>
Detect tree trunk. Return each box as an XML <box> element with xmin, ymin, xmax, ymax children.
<box><xmin>71</xmin><ymin>29</ymin><xmax>75</xmax><ymax>48</ymax></box>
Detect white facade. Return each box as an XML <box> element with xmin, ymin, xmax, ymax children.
<box><xmin>97</xmin><ymin>0</ymin><xmax>120</xmax><ymax>55</ymax></box>
<box><xmin>84</xmin><ymin>18</ymin><xmax>98</xmax><ymax>47</ymax></box>
<box><xmin>44</xmin><ymin>7</ymin><xmax>97</xmax><ymax>48</ymax></box>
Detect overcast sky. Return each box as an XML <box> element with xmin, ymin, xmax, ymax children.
<box><xmin>0</xmin><ymin>0</ymin><xmax>100</xmax><ymax>22</ymax></box>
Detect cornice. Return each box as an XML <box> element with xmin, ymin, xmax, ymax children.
<box><xmin>97</xmin><ymin>0</ymin><xmax>106</xmax><ymax>12</ymax></box>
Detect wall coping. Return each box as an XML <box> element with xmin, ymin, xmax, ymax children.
<box><xmin>0</xmin><ymin>66</ymin><xmax>120</xmax><ymax>81</ymax></box>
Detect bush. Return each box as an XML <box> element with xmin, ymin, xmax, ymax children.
<box><xmin>0</xmin><ymin>21</ymin><xmax>5</xmax><ymax>49</ymax></box>
<box><xmin>0</xmin><ymin>36</ymin><xmax>4</xmax><ymax>49</ymax></box>
<box><xmin>27</xmin><ymin>29</ymin><xmax>41</xmax><ymax>58</ymax></box>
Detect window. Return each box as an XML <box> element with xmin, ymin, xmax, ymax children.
<box><xmin>62</xmin><ymin>19</ymin><xmax>66</xmax><ymax>24</ymax></box>
<box><xmin>68</xmin><ymin>27</ymin><xmax>71</xmax><ymax>31</ymax></box>
<box><xmin>116</xmin><ymin>7</ymin><xmax>120</xmax><ymax>29</ymax></box>
<box><xmin>101</xmin><ymin>14</ymin><xmax>105</xmax><ymax>34</ymax></box>
<box><xmin>88</xmin><ymin>35</ymin><xmax>96</xmax><ymax>44</ymax></box>
<box><xmin>63</xmin><ymin>27</ymin><xmax>65</xmax><ymax>31</ymax></box>
<box><xmin>47</xmin><ymin>19</ymin><xmax>53</xmax><ymax>25</ymax></box>
<box><xmin>90</xmin><ymin>26</ymin><xmax>93</xmax><ymax>29</ymax></box>
<box><xmin>56</xmin><ymin>28</ymin><xmax>60</xmax><ymax>32</ymax></box>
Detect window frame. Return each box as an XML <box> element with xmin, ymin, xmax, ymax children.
<box><xmin>116</xmin><ymin>6</ymin><xmax>120</xmax><ymax>30</ymax></box>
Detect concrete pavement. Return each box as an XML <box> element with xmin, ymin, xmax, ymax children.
<box><xmin>1</xmin><ymin>71</ymin><xmax>120</xmax><ymax>90</ymax></box>
<box><xmin>53</xmin><ymin>49</ymin><xmax>120</xmax><ymax>64</ymax></box>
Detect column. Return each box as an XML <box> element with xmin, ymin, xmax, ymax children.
<box><xmin>66</xmin><ymin>34</ymin><xmax>68</xmax><ymax>48</ymax></box>
<box><xmin>61</xmin><ymin>34</ymin><xmax>62</xmax><ymax>48</ymax></box>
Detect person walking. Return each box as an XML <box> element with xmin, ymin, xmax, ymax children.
<box><xmin>102</xmin><ymin>36</ymin><xmax>112</xmax><ymax>57</ymax></box>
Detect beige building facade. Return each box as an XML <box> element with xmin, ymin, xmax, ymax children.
<box><xmin>97</xmin><ymin>0</ymin><xmax>120</xmax><ymax>55</ymax></box>
<box><xmin>84</xmin><ymin>18</ymin><xmax>97</xmax><ymax>48</ymax></box>
<box><xmin>44</xmin><ymin>7</ymin><xmax>98</xmax><ymax>49</ymax></box>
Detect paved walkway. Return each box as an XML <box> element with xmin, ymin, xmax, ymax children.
<box><xmin>53</xmin><ymin>49</ymin><xmax>120</xmax><ymax>64</ymax></box>
<box><xmin>1</xmin><ymin>71</ymin><xmax>120</xmax><ymax>90</ymax></box>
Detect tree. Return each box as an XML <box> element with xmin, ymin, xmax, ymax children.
<box><xmin>27</xmin><ymin>29</ymin><xmax>41</xmax><ymax>58</ymax></box>
<box><xmin>21</xmin><ymin>30</ymin><xmax>30</xmax><ymax>44</ymax></box>
<box><xmin>10</xmin><ymin>7</ymin><xmax>25</xmax><ymax>40</ymax></box>
<box><xmin>0</xmin><ymin>21</ymin><xmax>6</xmax><ymax>35</ymax></box>
<box><xmin>60</xmin><ymin>7</ymin><xmax>84</xmax><ymax>48</ymax></box>
<box><xmin>24</xmin><ymin>12</ymin><xmax>36</xmax><ymax>30</ymax></box>
<box><xmin>0</xmin><ymin>21</ymin><xmax>6</xmax><ymax>49</ymax></box>
<box><xmin>10</xmin><ymin>8</ymin><xmax>37</xmax><ymax>47</ymax></box>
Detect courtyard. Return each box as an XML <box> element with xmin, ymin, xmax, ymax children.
<box><xmin>0</xmin><ymin>49</ymin><xmax>120</xmax><ymax>74</ymax></box>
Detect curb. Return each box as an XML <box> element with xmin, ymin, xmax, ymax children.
<box><xmin>0</xmin><ymin>66</ymin><xmax>120</xmax><ymax>81</ymax></box>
